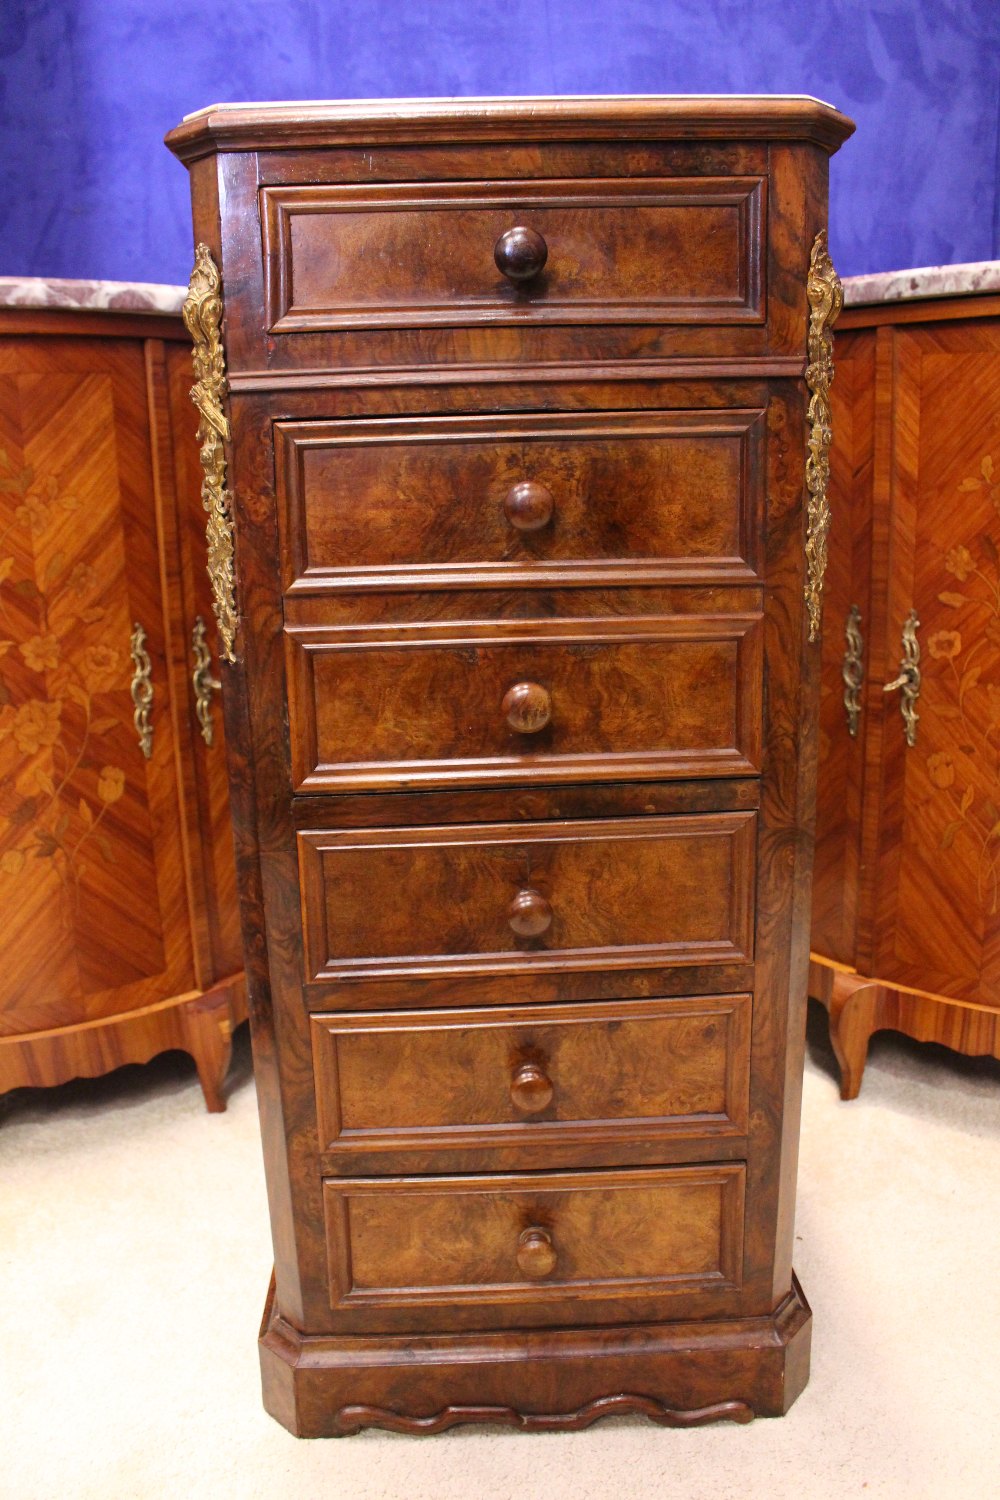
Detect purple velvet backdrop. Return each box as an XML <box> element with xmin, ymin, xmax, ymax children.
<box><xmin>1</xmin><ymin>0</ymin><xmax>998</xmax><ymax>285</ymax></box>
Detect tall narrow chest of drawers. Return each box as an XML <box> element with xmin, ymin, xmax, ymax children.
<box><xmin>167</xmin><ymin>95</ymin><xmax>853</xmax><ymax>1436</ymax></box>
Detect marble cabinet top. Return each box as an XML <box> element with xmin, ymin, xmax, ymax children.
<box><xmin>0</xmin><ymin>276</ymin><xmax>186</xmax><ymax>315</ymax></box>
<box><xmin>843</xmin><ymin>260</ymin><xmax>1000</xmax><ymax>307</ymax></box>
<box><xmin>3</xmin><ymin>260</ymin><xmax>998</xmax><ymax>319</ymax></box>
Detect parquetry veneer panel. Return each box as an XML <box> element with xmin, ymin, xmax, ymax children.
<box><xmin>0</xmin><ymin>312</ymin><xmax>245</xmax><ymax>1109</ymax></box>
<box><xmin>811</xmin><ymin>300</ymin><xmax>1000</xmax><ymax>1095</ymax></box>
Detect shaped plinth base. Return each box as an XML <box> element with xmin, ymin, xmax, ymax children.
<box><xmin>259</xmin><ymin>1274</ymin><xmax>811</xmax><ymax>1438</ymax></box>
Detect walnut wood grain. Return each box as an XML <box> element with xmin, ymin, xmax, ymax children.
<box><xmin>168</xmin><ymin>94</ymin><xmax>854</xmax><ymax>157</ymax></box>
<box><xmin>332</xmin><ymin>1393</ymin><xmax>754</xmax><ymax>1435</ymax></box>
<box><xmin>322</xmin><ymin>1164</ymin><xmax>746</xmax><ymax>1332</ymax></box>
<box><xmin>297</xmin><ymin>812</ymin><xmax>756</xmax><ymax>984</ymax></box>
<box><xmin>183</xmin><ymin>133</ymin><xmax>840</xmax><ymax>381</ymax></box>
<box><xmin>166</xmin><ymin>97</ymin><xmax>850</xmax><ymax>1425</ymax></box>
<box><xmin>259</xmin><ymin>1270</ymin><xmax>812</xmax><ymax>1436</ymax></box>
<box><xmin>285</xmin><ymin>599</ymin><xmax>763</xmax><ymax>792</ymax></box>
<box><xmin>747</xmin><ymin>140</ymin><xmax>826</xmax><ymax>1310</ymax></box>
<box><xmin>215</xmin><ymin>371</ymin><xmax>803</xmax><ymax>1333</ymax></box>
<box><xmin>262</xmin><ymin>177</ymin><xmax>764</xmax><ymax>335</ymax></box>
<box><xmin>275</xmin><ymin>409</ymin><xmax>765</xmax><ymax>590</ymax></box>
<box><xmin>310</xmin><ymin>994</ymin><xmax>750</xmax><ymax>1171</ymax></box>
<box><xmin>212</xmin><ymin>369</ymin><xmax>811</xmax><ymax>1331</ymax></box>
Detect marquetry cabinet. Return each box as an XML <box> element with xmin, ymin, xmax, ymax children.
<box><xmin>810</xmin><ymin>290</ymin><xmax>1000</xmax><ymax>1096</ymax></box>
<box><xmin>167</xmin><ymin>94</ymin><xmax>853</xmax><ymax>1435</ymax></box>
<box><xmin>0</xmin><ymin>300</ymin><xmax>244</xmax><ymax>1110</ymax></box>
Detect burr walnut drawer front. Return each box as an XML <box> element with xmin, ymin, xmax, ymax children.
<box><xmin>297</xmin><ymin>812</ymin><xmax>756</xmax><ymax>985</ymax></box>
<box><xmin>321</xmin><ymin>1164</ymin><xmax>746</xmax><ymax>1327</ymax></box>
<box><xmin>275</xmin><ymin>409</ymin><xmax>765</xmax><ymax>591</ymax></box>
<box><xmin>261</xmin><ymin>177</ymin><xmax>764</xmax><ymax>338</ymax></box>
<box><xmin>311</xmin><ymin>995</ymin><xmax>751</xmax><ymax>1169</ymax></box>
<box><xmin>285</xmin><ymin>610</ymin><xmax>763</xmax><ymax>792</ymax></box>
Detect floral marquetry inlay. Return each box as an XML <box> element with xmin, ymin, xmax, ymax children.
<box><xmin>0</xmin><ymin>333</ymin><xmax>204</xmax><ymax>1046</ymax></box>
<box><xmin>0</xmin><ymin>356</ymin><xmax>186</xmax><ymax>1029</ymax></box>
<box><xmin>0</xmin><ymin>445</ymin><xmax>129</xmax><ymax>913</ymax></box>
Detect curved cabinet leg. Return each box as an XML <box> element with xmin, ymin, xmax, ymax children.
<box><xmin>179</xmin><ymin>980</ymin><xmax>240</xmax><ymax>1113</ymax></box>
<box><xmin>0</xmin><ymin>975</ymin><xmax>247</xmax><ymax>1111</ymax></box>
<box><xmin>827</xmin><ymin>972</ymin><xmax>885</xmax><ymax>1100</ymax></box>
<box><xmin>811</xmin><ymin>956</ymin><xmax>1000</xmax><ymax>1101</ymax></box>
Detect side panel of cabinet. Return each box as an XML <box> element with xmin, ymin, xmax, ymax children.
<box><xmin>868</xmin><ymin>321</ymin><xmax>1000</xmax><ymax>1003</ymax></box>
<box><xmin>811</xmin><ymin>326</ymin><xmax>876</xmax><ymax>966</ymax></box>
<box><xmin>0</xmin><ymin>336</ymin><xmax>196</xmax><ymax>1035</ymax></box>
<box><xmin>165</xmin><ymin>341</ymin><xmax>243</xmax><ymax>979</ymax></box>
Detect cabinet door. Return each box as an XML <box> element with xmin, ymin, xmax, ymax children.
<box><xmin>811</xmin><ymin>326</ymin><xmax>876</xmax><ymax>965</ymax></box>
<box><xmin>0</xmin><ymin>337</ymin><xmax>196</xmax><ymax>1035</ymax></box>
<box><xmin>164</xmin><ymin>341</ymin><xmax>242</xmax><ymax>979</ymax></box>
<box><xmin>867</xmin><ymin>320</ymin><xmax>1000</xmax><ymax>1002</ymax></box>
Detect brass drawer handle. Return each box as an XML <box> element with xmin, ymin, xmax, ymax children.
<box><xmin>191</xmin><ymin>615</ymin><xmax>222</xmax><ymax>747</ymax></box>
<box><xmin>504</xmin><ymin>480</ymin><xmax>554</xmax><ymax>532</ymax></box>
<box><xmin>842</xmin><ymin>603</ymin><xmax>864</xmax><ymax>737</ymax></box>
<box><xmin>494</xmin><ymin>226</ymin><xmax>548</xmax><ymax>283</ymax></box>
<box><xmin>509</xmin><ymin>1060</ymin><xmax>554</xmax><ymax>1114</ymax></box>
<box><xmin>503</xmin><ymin>681</ymin><xmax>551</xmax><ymax>734</ymax></box>
<box><xmin>129</xmin><ymin>622</ymin><xmax>154</xmax><ymax>760</ymax></box>
<box><xmin>883</xmin><ymin>609</ymin><xmax>921</xmax><ymax>747</ymax></box>
<box><xmin>508</xmin><ymin>888</ymin><xmax>553</xmax><ymax>938</ymax></box>
<box><xmin>517</xmin><ymin>1226</ymin><xmax>557</xmax><ymax>1280</ymax></box>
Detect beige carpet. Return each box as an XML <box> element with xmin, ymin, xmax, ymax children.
<box><xmin>2</xmin><ymin>1002</ymin><xmax>998</xmax><ymax>1500</ymax></box>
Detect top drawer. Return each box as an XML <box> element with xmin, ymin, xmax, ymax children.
<box><xmin>168</xmin><ymin>105</ymin><xmax>854</xmax><ymax>378</ymax></box>
<box><xmin>262</xmin><ymin>177</ymin><xmax>764</xmax><ymax>338</ymax></box>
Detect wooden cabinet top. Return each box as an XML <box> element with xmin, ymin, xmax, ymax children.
<box><xmin>166</xmin><ymin>94</ymin><xmax>854</xmax><ymax>161</ymax></box>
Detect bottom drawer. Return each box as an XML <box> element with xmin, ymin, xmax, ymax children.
<box><xmin>323</xmin><ymin>1164</ymin><xmax>745</xmax><ymax>1324</ymax></box>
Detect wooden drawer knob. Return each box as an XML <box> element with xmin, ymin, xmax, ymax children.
<box><xmin>508</xmin><ymin>887</ymin><xmax>553</xmax><ymax>938</ymax></box>
<box><xmin>517</xmin><ymin>1226</ymin><xmax>557</xmax><ymax>1279</ymax></box>
<box><xmin>503</xmin><ymin>681</ymin><xmax>551</xmax><ymax>734</ymax></box>
<box><xmin>494</xmin><ymin>226</ymin><xmax>548</xmax><ymax>282</ymax></box>
<box><xmin>504</xmin><ymin>480</ymin><xmax>554</xmax><ymax>532</ymax></box>
<box><xmin>509</xmin><ymin>1060</ymin><xmax>554</xmax><ymax>1113</ymax></box>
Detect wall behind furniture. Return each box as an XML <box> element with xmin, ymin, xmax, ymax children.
<box><xmin>1</xmin><ymin>0</ymin><xmax>998</xmax><ymax>285</ymax></box>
